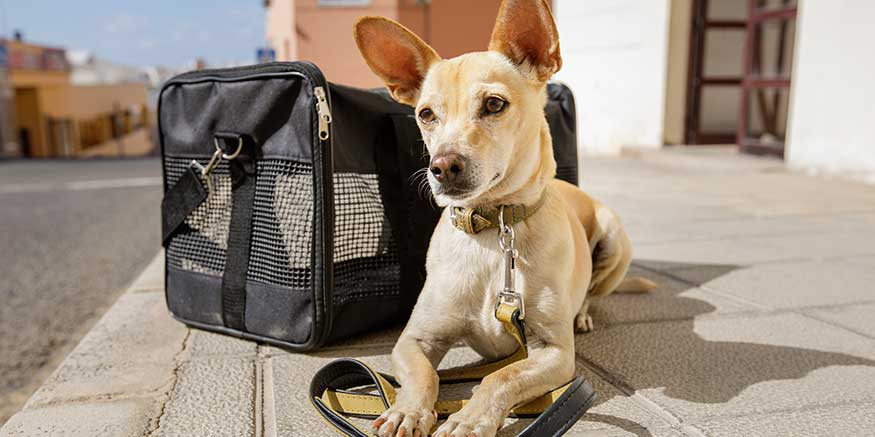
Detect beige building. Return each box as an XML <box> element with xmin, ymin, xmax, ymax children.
<box><xmin>265</xmin><ymin>0</ymin><xmax>503</xmax><ymax>88</ymax></box>
<box><xmin>1</xmin><ymin>39</ymin><xmax>150</xmax><ymax>158</ymax></box>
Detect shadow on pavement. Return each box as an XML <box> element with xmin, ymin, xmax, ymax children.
<box><xmin>560</xmin><ymin>259</ymin><xmax>875</xmax><ymax>433</ymax></box>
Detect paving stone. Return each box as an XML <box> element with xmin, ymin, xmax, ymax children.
<box><xmin>184</xmin><ymin>329</ymin><xmax>258</xmax><ymax>358</ymax></box>
<box><xmin>804</xmin><ymin>301</ymin><xmax>875</xmax><ymax>338</ymax></box>
<box><xmin>635</xmin><ymin>224</ymin><xmax>875</xmax><ymax>265</ymax></box>
<box><xmin>754</xmin><ymin>232</ymin><xmax>875</xmax><ymax>261</ymax></box>
<box><xmin>26</xmin><ymin>291</ymin><xmax>187</xmax><ymax>407</ymax></box>
<box><xmin>699</xmin><ymin>260</ymin><xmax>875</xmax><ymax>309</ymax></box>
<box><xmin>575</xmin><ymin>312</ymin><xmax>875</xmax><ymax>422</ymax></box>
<box><xmin>0</xmin><ymin>399</ymin><xmax>157</xmax><ymax>436</ymax></box>
<box><xmin>128</xmin><ymin>251</ymin><xmax>165</xmax><ymax>292</ymax></box>
<box><xmin>589</xmin><ymin>265</ymin><xmax>756</xmax><ymax>328</ymax></box>
<box><xmin>563</xmin><ymin>426</ymin><xmax>686</xmax><ymax>437</ymax></box>
<box><xmin>153</xmin><ymin>357</ymin><xmax>256</xmax><ymax>437</ymax></box>
<box><xmin>321</xmin><ymin>324</ymin><xmax>404</xmax><ymax>351</ymax></box>
<box><xmin>625</xmin><ymin>214</ymin><xmax>864</xmax><ymax>245</ymax></box>
<box><xmin>659</xmin><ymin>264</ymin><xmax>746</xmax><ymax>289</ymax></box>
<box><xmin>501</xmin><ymin>361</ymin><xmax>673</xmax><ymax>436</ymax></box>
<box><xmin>271</xmin><ymin>349</ymin><xmax>393</xmax><ymax>436</ymax></box>
<box><xmin>633</xmin><ymin>238</ymin><xmax>791</xmax><ymax>266</ymax></box>
<box><xmin>689</xmin><ymin>401</ymin><xmax>875</xmax><ymax>436</ymax></box>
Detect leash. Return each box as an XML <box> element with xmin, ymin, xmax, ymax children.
<box><xmin>309</xmin><ymin>206</ymin><xmax>597</xmax><ymax>436</ymax></box>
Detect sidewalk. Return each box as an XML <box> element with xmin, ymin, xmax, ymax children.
<box><xmin>4</xmin><ymin>147</ymin><xmax>875</xmax><ymax>436</ymax></box>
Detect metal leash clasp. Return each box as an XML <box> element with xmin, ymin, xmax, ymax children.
<box><xmin>190</xmin><ymin>137</ymin><xmax>243</xmax><ymax>195</ymax></box>
<box><xmin>497</xmin><ymin>205</ymin><xmax>525</xmax><ymax>319</ymax></box>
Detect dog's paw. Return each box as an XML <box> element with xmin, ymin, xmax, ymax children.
<box><xmin>574</xmin><ymin>313</ymin><xmax>594</xmax><ymax>333</ymax></box>
<box><xmin>372</xmin><ymin>405</ymin><xmax>436</xmax><ymax>437</ymax></box>
<box><xmin>433</xmin><ymin>412</ymin><xmax>500</xmax><ymax>437</ymax></box>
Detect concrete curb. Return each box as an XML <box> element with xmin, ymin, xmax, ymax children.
<box><xmin>0</xmin><ymin>251</ymin><xmax>184</xmax><ymax>436</ymax></box>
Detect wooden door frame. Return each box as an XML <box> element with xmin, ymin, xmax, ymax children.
<box><xmin>737</xmin><ymin>0</ymin><xmax>797</xmax><ymax>158</ymax></box>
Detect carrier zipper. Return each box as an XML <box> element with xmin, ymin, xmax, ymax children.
<box><xmin>314</xmin><ymin>86</ymin><xmax>332</xmax><ymax>141</ymax></box>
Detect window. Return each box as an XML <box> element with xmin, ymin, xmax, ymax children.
<box><xmin>318</xmin><ymin>0</ymin><xmax>371</xmax><ymax>7</ymax></box>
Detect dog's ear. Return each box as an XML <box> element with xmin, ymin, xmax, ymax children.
<box><xmin>489</xmin><ymin>0</ymin><xmax>562</xmax><ymax>81</ymax></box>
<box><xmin>354</xmin><ymin>16</ymin><xmax>440</xmax><ymax>106</ymax></box>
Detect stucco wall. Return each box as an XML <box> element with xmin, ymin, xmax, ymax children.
<box><xmin>266</xmin><ymin>0</ymin><xmax>297</xmax><ymax>61</ymax></box>
<box><xmin>427</xmin><ymin>0</ymin><xmax>501</xmax><ymax>58</ymax></box>
<box><xmin>554</xmin><ymin>0</ymin><xmax>671</xmax><ymax>155</ymax></box>
<box><xmin>40</xmin><ymin>83</ymin><xmax>147</xmax><ymax>120</ymax></box>
<box><xmin>294</xmin><ymin>0</ymin><xmax>399</xmax><ymax>88</ymax></box>
<box><xmin>786</xmin><ymin>0</ymin><xmax>875</xmax><ymax>182</ymax></box>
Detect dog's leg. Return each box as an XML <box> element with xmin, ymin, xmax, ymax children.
<box><xmin>433</xmin><ymin>342</ymin><xmax>575</xmax><ymax>437</ymax></box>
<box><xmin>574</xmin><ymin>298</ymin><xmax>594</xmax><ymax>333</ymax></box>
<box><xmin>588</xmin><ymin>206</ymin><xmax>655</xmax><ymax>297</ymax></box>
<box><xmin>374</xmin><ymin>334</ymin><xmax>450</xmax><ymax>437</ymax></box>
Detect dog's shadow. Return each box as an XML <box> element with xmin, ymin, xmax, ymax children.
<box><xmin>500</xmin><ymin>260</ymin><xmax>875</xmax><ymax>436</ymax></box>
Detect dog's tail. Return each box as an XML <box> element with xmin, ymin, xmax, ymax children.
<box><xmin>614</xmin><ymin>277</ymin><xmax>657</xmax><ymax>293</ymax></box>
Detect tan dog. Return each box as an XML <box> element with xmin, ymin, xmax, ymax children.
<box><xmin>354</xmin><ymin>1</ymin><xmax>653</xmax><ymax>435</ymax></box>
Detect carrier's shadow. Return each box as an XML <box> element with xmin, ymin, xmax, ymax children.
<box><xmin>500</xmin><ymin>259</ymin><xmax>875</xmax><ymax>436</ymax></box>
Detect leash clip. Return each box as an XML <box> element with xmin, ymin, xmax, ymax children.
<box><xmin>497</xmin><ymin>205</ymin><xmax>525</xmax><ymax>319</ymax></box>
<box><xmin>188</xmin><ymin>137</ymin><xmax>245</xmax><ymax>195</ymax></box>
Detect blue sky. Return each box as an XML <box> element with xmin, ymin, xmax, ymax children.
<box><xmin>1</xmin><ymin>0</ymin><xmax>265</xmax><ymax>68</ymax></box>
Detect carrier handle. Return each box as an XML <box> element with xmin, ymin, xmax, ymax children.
<box><xmin>218</xmin><ymin>132</ymin><xmax>258</xmax><ymax>332</ymax></box>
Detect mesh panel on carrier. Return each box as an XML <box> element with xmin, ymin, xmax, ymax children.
<box><xmin>164</xmin><ymin>157</ymin><xmax>399</xmax><ymax>301</ymax></box>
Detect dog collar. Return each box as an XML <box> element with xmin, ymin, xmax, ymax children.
<box><xmin>450</xmin><ymin>190</ymin><xmax>548</xmax><ymax>234</ymax></box>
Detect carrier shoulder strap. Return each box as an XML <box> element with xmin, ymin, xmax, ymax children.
<box><xmin>309</xmin><ymin>305</ymin><xmax>597</xmax><ymax>436</ymax></box>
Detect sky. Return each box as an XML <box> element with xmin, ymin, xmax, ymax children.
<box><xmin>1</xmin><ymin>0</ymin><xmax>266</xmax><ymax>68</ymax></box>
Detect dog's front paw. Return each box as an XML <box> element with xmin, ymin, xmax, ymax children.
<box><xmin>433</xmin><ymin>410</ymin><xmax>501</xmax><ymax>437</ymax></box>
<box><xmin>372</xmin><ymin>404</ymin><xmax>436</xmax><ymax>437</ymax></box>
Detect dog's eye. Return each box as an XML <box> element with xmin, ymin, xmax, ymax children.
<box><xmin>484</xmin><ymin>97</ymin><xmax>507</xmax><ymax>115</ymax></box>
<box><xmin>418</xmin><ymin>108</ymin><xmax>436</xmax><ymax>124</ymax></box>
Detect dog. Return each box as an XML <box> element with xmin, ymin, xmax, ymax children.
<box><xmin>354</xmin><ymin>1</ymin><xmax>654</xmax><ymax>435</ymax></box>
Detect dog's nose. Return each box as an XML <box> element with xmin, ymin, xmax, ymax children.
<box><xmin>430</xmin><ymin>153</ymin><xmax>465</xmax><ymax>184</ymax></box>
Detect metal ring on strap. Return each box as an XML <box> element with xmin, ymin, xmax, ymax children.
<box><xmin>215</xmin><ymin>137</ymin><xmax>244</xmax><ymax>160</ymax></box>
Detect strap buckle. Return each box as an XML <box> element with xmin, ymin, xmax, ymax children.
<box><xmin>497</xmin><ymin>290</ymin><xmax>525</xmax><ymax>320</ymax></box>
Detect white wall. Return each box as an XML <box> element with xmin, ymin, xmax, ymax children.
<box><xmin>554</xmin><ymin>0</ymin><xmax>671</xmax><ymax>155</ymax></box>
<box><xmin>787</xmin><ymin>0</ymin><xmax>875</xmax><ymax>182</ymax></box>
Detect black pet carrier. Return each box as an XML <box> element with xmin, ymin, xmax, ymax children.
<box><xmin>158</xmin><ymin>62</ymin><xmax>579</xmax><ymax>351</ymax></box>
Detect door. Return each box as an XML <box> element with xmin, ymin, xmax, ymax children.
<box><xmin>737</xmin><ymin>0</ymin><xmax>797</xmax><ymax>157</ymax></box>
<box><xmin>685</xmin><ymin>0</ymin><xmax>748</xmax><ymax>145</ymax></box>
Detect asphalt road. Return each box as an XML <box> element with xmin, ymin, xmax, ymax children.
<box><xmin>0</xmin><ymin>158</ymin><xmax>163</xmax><ymax>424</ymax></box>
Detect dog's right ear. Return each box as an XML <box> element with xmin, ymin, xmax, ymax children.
<box><xmin>354</xmin><ymin>16</ymin><xmax>440</xmax><ymax>106</ymax></box>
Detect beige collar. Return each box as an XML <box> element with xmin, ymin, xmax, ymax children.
<box><xmin>449</xmin><ymin>191</ymin><xmax>548</xmax><ymax>234</ymax></box>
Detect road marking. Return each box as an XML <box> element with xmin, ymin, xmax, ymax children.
<box><xmin>0</xmin><ymin>177</ymin><xmax>162</xmax><ymax>193</ymax></box>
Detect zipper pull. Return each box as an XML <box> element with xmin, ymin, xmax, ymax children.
<box><xmin>314</xmin><ymin>86</ymin><xmax>332</xmax><ymax>141</ymax></box>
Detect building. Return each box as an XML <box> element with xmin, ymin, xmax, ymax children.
<box><xmin>265</xmin><ymin>0</ymin><xmax>502</xmax><ymax>88</ymax></box>
<box><xmin>0</xmin><ymin>38</ymin><xmax>150</xmax><ymax>158</ymax></box>
<box><xmin>555</xmin><ymin>0</ymin><xmax>874</xmax><ymax>181</ymax></box>
<box><xmin>265</xmin><ymin>0</ymin><xmax>875</xmax><ymax>182</ymax></box>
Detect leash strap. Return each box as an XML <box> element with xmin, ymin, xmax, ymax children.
<box><xmin>308</xmin><ymin>305</ymin><xmax>597</xmax><ymax>436</ymax></box>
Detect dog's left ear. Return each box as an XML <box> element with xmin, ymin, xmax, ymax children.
<box><xmin>489</xmin><ymin>0</ymin><xmax>562</xmax><ymax>81</ymax></box>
